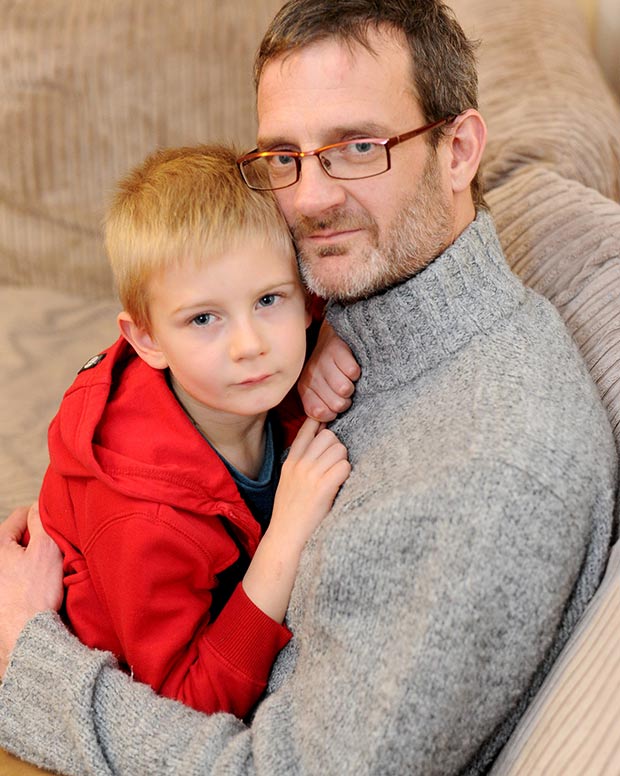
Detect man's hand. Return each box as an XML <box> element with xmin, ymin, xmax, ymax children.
<box><xmin>298</xmin><ymin>320</ymin><xmax>361</xmax><ymax>421</ymax></box>
<box><xmin>0</xmin><ymin>503</ymin><xmax>63</xmax><ymax>678</ymax></box>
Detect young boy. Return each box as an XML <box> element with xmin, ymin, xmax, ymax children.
<box><xmin>38</xmin><ymin>144</ymin><xmax>350</xmax><ymax>719</ymax></box>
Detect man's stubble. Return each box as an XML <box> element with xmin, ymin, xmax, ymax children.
<box><xmin>292</xmin><ymin>149</ymin><xmax>455</xmax><ymax>303</ymax></box>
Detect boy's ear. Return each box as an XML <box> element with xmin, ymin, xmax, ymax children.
<box><xmin>445</xmin><ymin>108</ymin><xmax>487</xmax><ymax>194</ymax></box>
<box><xmin>117</xmin><ymin>311</ymin><xmax>168</xmax><ymax>370</ymax></box>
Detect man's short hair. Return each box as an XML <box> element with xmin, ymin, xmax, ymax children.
<box><xmin>255</xmin><ymin>0</ymin><xmax>485</xmax><ymax>207</ymax></box>
<box><xmin>105</xmin><ymin>144</ymin><xmax>294</xmax><ymax>331</ymax></box>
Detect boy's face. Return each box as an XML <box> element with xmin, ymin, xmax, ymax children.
<box><xmin>144</xmin><ymin>236</ymin><xmax>310</xmax><ymax>420</ymax></box>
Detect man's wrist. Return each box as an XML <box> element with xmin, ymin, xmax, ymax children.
<box><xmin>0</xmin><ymin>610</ymin><xmax>36</xmax><ymax>680</ymax></box>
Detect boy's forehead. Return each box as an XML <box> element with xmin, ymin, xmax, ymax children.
<box><xmin>149</xmin><ymin>237</ymin><xmax>300</xmax><ymax>299</ymax></box>
<box><xmin>192</xmin><ymin>236</ymin><xmax>294</xmax><ymax>265</ymax></box>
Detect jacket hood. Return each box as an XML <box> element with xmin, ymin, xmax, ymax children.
<box><xmin>47</xmin><ymin>337</ymin><xmax>244</xmax><ymax>517</ymax></box>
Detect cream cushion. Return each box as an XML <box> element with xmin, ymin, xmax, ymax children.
<box><xmin>0</xmin><ymin>287</ymin><xmax>119</xmax><ymax>515</ymax></box>
<box><xmin>486</xmin><ymin>167</ymin><xmax>620</xmax><ymax>775</ymax></box>
<box><xmin>453</xmin><ymin>24</ymin><xmax>620</xmax><ymax>769</ymax></box>
<box><xmin>451</xmin><ymin>0</ymin><xmax>620</xmax><ymax>199</ymax></box>
<box><xmin>491</xmin><ymin>539</ymin><xmax>620</xmax><ymax>775</ymax></box>
<box><xmin>488</xmin><ymin>165</ymin><xmax>620</xmax><ymax>446</ymax></box>
<box><xmin>0</xmin><ymin>0</ymin><xmax>282</xmax><ymax>298</ymax></box>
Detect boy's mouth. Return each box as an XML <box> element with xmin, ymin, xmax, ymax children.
<box><xmin>237</xmin><ymin>373</ymin><xmax>272</xmax><ymax>386</ymax></box>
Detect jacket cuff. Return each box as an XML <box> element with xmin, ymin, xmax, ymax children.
<box><xmin>207</xmin><ymin>583</ymin><xmax>292</xmax><ymax>681</ymax></box>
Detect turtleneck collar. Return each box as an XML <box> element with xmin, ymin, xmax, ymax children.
<box><xmin>325</xmin><ymin>210</ymin><xmax>526</xmax><ymax>396</ymax></box>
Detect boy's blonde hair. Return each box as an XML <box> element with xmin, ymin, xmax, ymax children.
<box><xmin>105</xmin><ymin>144</ymin><xmax>295</xmax><ymax>331</ymax></box>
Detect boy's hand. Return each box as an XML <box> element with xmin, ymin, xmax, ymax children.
<box><xmin>243</xmin><ymin>418</ymin><xmax>350</xmax><ymax>622</ymax></box>
<box><xmin>271</xmin><ymin>417</ymin><xmax>350</xmax><ymax>547</ymax></box>
<box><xmin>0</xmin><ymin>503</ymin><xmax>63</xmax><ymax>678</ymax></box>
<box><xmin>298</xmin><ymin>320</ymin><xmax>360</xmax><ymax>422</ymax></box>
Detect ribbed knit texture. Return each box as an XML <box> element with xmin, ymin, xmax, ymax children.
<box><xmin>0</xmin><ymin>212</ymin><xmax>615</xmax><ymax>775</ymax></box>
<box><xmin>488</xmin><ymin>165</ymin><xmax>620</xmax><ymax>448</ymax></box>
<box><xmin>450</xmin><ymin>0</ymin><xmax>620</xmax><ymax>199</ymax></box>
<box><xmin>490</xmin><ymin>539</ymin><xmax>620</xmax><ymax>775</ymax></box>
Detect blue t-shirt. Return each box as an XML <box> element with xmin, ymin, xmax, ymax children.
<box><xmin>219</xmin><ymin>418</ymin><xmax>279</xmax><ymax>529</ymax></box>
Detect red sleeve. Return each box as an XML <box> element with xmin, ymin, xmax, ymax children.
<box><xmin>276</xmin><ymin>387</ymin><xmax>306</xmax><ymax>446</ymax></box>
<box><xmin>72</xmin><ymin>505</ymin><xmax>291</xmax><ymax>718</ymax></box>
<box><xmin>306</xmin><ymin>291</ymin><xmax>327</xmax><ymax>323</ymax></box>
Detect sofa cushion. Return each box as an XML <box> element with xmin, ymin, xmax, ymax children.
<box><xmin>0</xmin><ymin>287</ymin><xmax>119</xmax><ymax>515</ymax></box>
<box><xmin>490</xmin><ymin>537</ymin><xmax>620</xmax><ymax>774</ymax></box>
<box><xmin>488</xmin><ymin>167</ymin><xmax>620</xmax><ymax>776</ymax></box>
<box><xmin>0</xmin><ymin>748</ymin><xmax>51</xmax><ymax>776</ymax></box>
<box><xmin>0</xmin><ymin>0</ymin><xmax>282</xmax><ymax>298</ymax></box>
<box><xmin>488</xmin><ymin>165</ymin><xmax>620</xmax><ymax>456</ymax></box>
<box><xmin>450</xmin><ymin>0</ymin><xmax>620</xmax><ymax>200</ymax></box>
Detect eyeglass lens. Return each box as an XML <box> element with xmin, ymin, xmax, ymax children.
<box><xmin>242</xmin><ymin>140</ymin><xmax>390</xmax><ymax>190</ymax></box>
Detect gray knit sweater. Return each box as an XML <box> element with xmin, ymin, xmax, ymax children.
<box><xmin>0</xmin><ymin>211</ymin><xmax>616</xmax><ymax>775</ymax></box>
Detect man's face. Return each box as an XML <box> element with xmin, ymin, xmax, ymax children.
<box><xmin>256</xmin><ymin>28</ymin><xmax>457</xmax><ymax>302</ymax></box>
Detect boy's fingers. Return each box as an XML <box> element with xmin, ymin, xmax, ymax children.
<box><xmin>314</xmin><ymin>439</ymin><xmax>349</xmax><ymax>471</ymax></box>
<box><xmin>313</xmin><ymin>356</ymin><xmax>356</xmax><ymax>399</ymax></box>
<box><xmin>290</xmin><ymin>422</ymin><xmax>345</xmax><ymax>465</ymax></box>
<box><xmin>328</xmin><ymin>335</ymin><xmax>360</xmax><ymax>383</ymax></box>
<box><xmin>299</xmin><ymin>381</ymin><xmax>348</xmax><ymax>421</ymax></box>
<box><xmin>289</xmin><ymin>417</ymin><xmax>322</xmax><ymax>454</ymax></box>
<box><xmin>335</xmin><ymin>351</ymin><xmax>361</xmax><ymax>382</ymax></box>
<box><xmin>303</xmin><ymin>429</ymin><xmax>347</xmax><ymax>463</ymax></box>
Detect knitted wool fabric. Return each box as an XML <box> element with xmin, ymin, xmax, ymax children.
<box><xmin>0</xmin><ymin>211</ymin><xmax>616</xmax><ymax>776</ymax></box>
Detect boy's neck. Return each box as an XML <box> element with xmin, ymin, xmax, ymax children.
<box><xmin>169</xmin><ymin>373</ymin><xmax>268</xmax><ymax>479</ymax></box>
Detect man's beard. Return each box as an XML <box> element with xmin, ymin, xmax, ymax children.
<box><xmin>292</xmin><ymin>151</ymin><xmax>454</xmax><ymax>302</ymax></box>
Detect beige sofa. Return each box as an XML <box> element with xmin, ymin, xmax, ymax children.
<box><xmin>1</xmin><ymin>0</ymin><xmax>619</xmax><ymax>773</ymax></box>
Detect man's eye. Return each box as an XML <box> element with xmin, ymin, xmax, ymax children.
<box><xmin>267</xmin><ymin>153</ymin><xmax>295</xmax><ymax>169</ymax></box>
<box><xmin>191</xmin><ymin>312</ymin><xmax>214</xmax><ymax>327</ymax></box>
<box><xmin>351</xmin><ymin>141</ymin><xmax>375</xmax><ymax>154</ymax></box>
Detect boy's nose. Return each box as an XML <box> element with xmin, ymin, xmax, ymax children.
<box><xmin>229</xmin><ymin>320</ymin><xmax>267</xmax><ymax>361</ymax></box>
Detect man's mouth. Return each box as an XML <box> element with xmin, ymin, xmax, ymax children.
<box><xmin>304</xmin><ymin>228</ymin><xmax>362</xmax><ymax>243</ymax></box>
<box><xmin>293</xmin><ymin>211</ymin><xmax>373</xmax><ymax>246</ymax></box>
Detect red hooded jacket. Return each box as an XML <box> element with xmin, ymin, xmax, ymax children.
<box><xmin>40</xmin><ymin>336</ymin><xmax>302</xmax><ymax>718</ymax></box>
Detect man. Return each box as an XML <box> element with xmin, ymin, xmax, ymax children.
<box><xmin>0</xmin><ymin>1</ymin><xmax>616</xmax><ymax>774</ymax></box>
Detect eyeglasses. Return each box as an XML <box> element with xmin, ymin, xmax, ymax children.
<box><xmin>237</xmin><ymin>115</ymin><xmax>458</xmax><ymax>191</ymax></box>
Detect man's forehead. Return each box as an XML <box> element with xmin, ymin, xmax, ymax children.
<box><xmin>256</xmin><ymin>31</ymin><xmax>418</xmax><ymax>145</ymax></box>
<box><xmin>257</xmin><ymin>26</ymin><xmax>411</xmax><ymax>89</ymax></box>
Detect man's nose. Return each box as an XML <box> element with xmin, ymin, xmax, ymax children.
<box><xmin>229</xmin><ymin>319</ymin><xmax>267</xmax><ymax>361</ymax></box>
<box><xmin>290</xmin><ymin>156</ymin><xmax>347</xmax><ymax>218</ymax></box>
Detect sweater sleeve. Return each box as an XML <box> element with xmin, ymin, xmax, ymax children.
<box><xmin>72</xmin><ymin>506</ymin><xmax>290</xmax><ymax>719</ymax></box>
<box><xmin>0</xmin><ymin>462</ymin><xmax>612</xmax><ymax>776</ymax></box>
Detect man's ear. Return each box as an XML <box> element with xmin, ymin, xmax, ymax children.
<box><xmin>117</xmin><ymin>311</ymin><xmax>168</xmax><ymax>370</ymax></box>
<box><xmin>445</xmin><ymin>109</ymin><xmax>487</xmax><ymax>194</ymax></box>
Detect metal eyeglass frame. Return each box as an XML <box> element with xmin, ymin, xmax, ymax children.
<box><xmin>237</xmin><ymin>114</ymin><xmax>459</xmax><ymax>191</ymax></box>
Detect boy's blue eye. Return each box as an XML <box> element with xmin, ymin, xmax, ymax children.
<box><xmin>258</xmin><ymin>294</ymin><xmax>277</xmax><ymax>307</ymax></box>
<box><xmin>191</xmin><ymin>312</ymin><xmax>213</xmax><ymax>326</ymax></box>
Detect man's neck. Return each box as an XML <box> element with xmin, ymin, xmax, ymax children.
<box><xmin>326</xmin><ymin>210</ymin><xmax>524</xmax><ymax>397</ymax></box>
